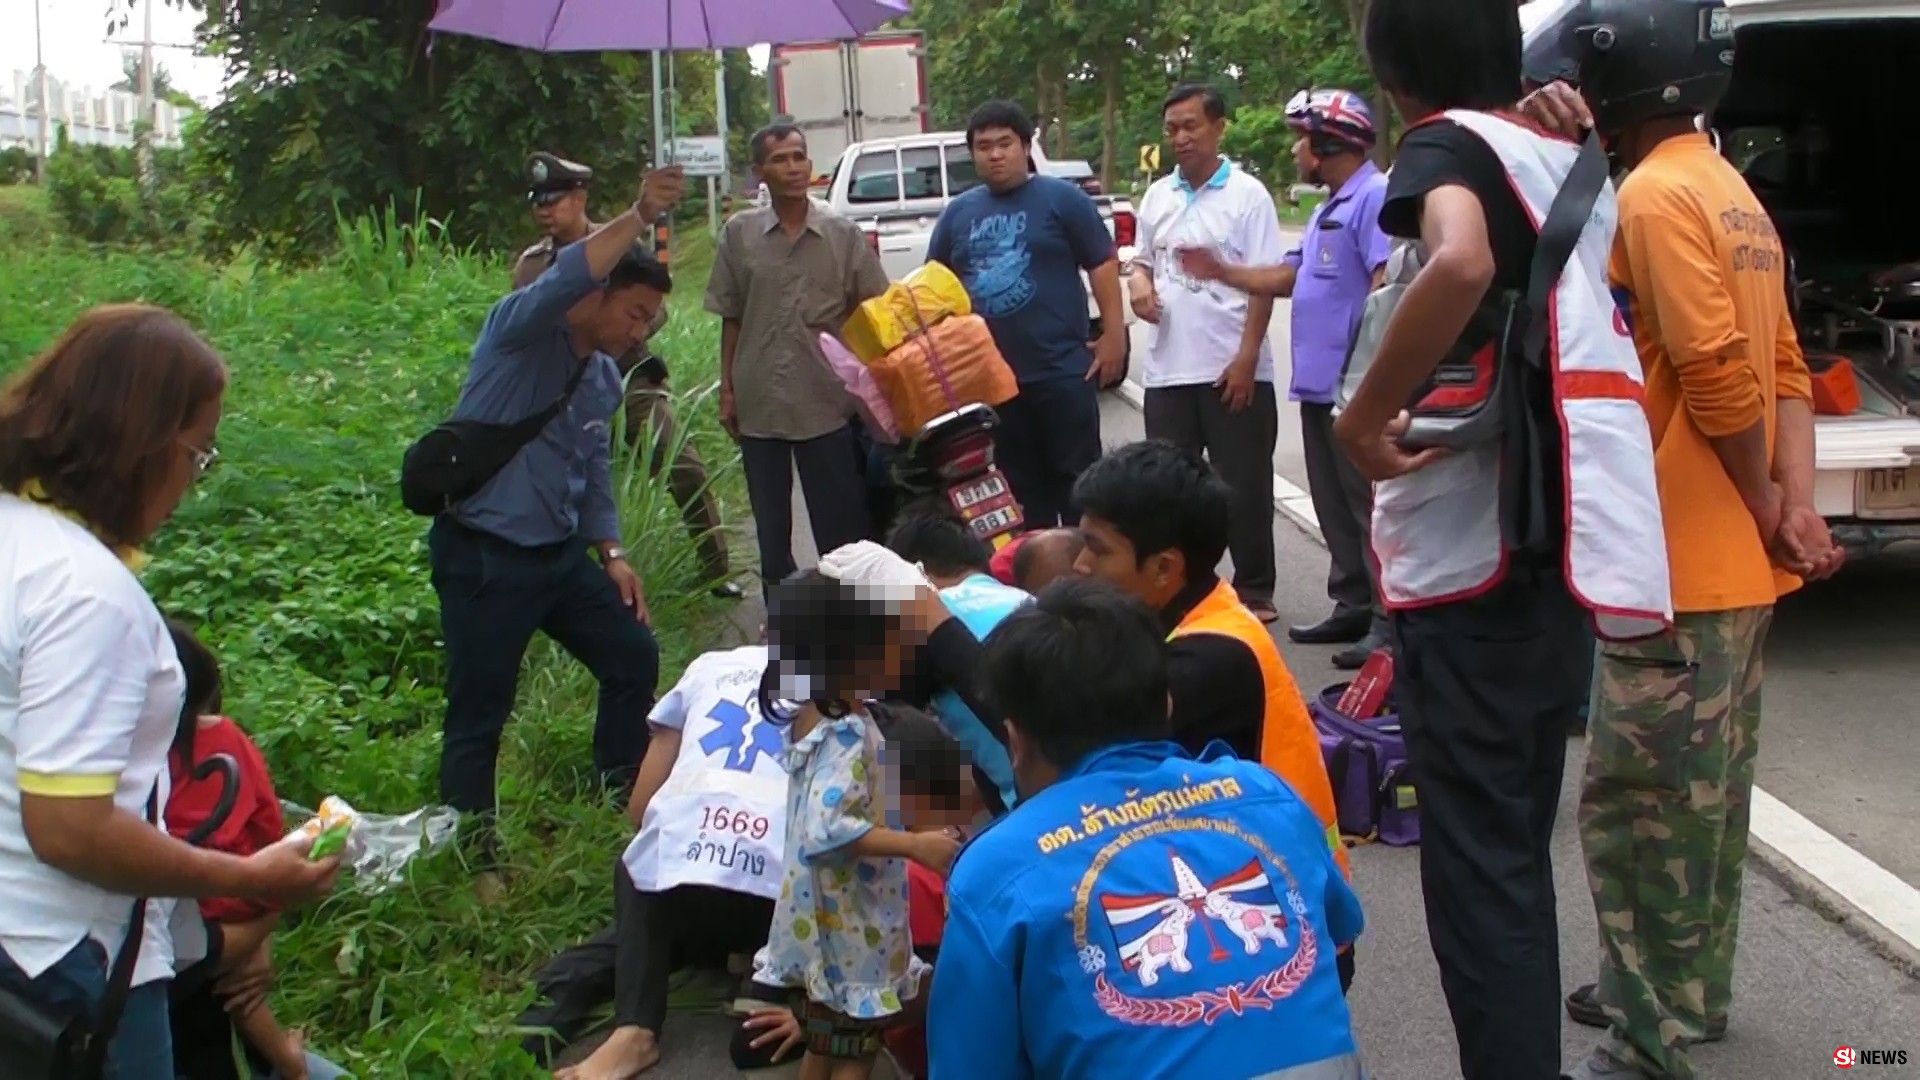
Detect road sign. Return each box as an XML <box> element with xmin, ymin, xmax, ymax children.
<box><xmin>665</xmin><ymin>136</ymin><xmax>727</xmax><ymax>178</ymax></box>
<box><xmin>1139</xmin><ymin>144</ymin><xmax>1160</xmax><ymax>173</ymax></box>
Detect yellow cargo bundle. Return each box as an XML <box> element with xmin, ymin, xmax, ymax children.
<box><xmin>841</xmin><ymin>261</ymin><xmax>973</xmax><ymax>363</ymax></box>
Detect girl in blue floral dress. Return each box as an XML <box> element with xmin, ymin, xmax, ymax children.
<box><xmin>760</xmin><ymin>569</ymin><xmax>961</xmax><ymax>1080</ymax></box>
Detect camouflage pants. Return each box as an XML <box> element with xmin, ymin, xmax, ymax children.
<box><xmin>623</xmin><ymin>380</ymin><xmax>729</xmax><ymax>582</ymax></box>
<box><xmin>1578</xmin><ymin>606</ymin><xmax>1773</xmax><ymax>1080</ymax></box>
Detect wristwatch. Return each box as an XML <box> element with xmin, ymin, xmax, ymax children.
<box><xmin>602</xmin><ymin>546</ymin><xmax>629</xmax><ymax>564</ymax></box>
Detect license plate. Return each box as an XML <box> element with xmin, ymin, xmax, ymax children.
<box><xmin>1859</xmin><ymin>466</ymin><xmax>1920</xmax><ymax>519</ymax></box>
<box><xmin>970</xmin><ymin>505</ymin><xmax>1021</xmax><ymax>536</ymax></box>
<box><xmin>952</xmin><ymin>474</ymin><xmax>1007</xmax><ymax>510</ymax></box>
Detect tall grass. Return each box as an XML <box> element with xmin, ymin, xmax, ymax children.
<box><xmin>0</xmin><ymin>187</ymin><xmax>747</xmax><ymax>1076</ymax></box>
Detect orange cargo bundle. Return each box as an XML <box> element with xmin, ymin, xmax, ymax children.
<box><xmin>867</xmin><ymin>314</ymin><xmax>1018</xmax><ymax>437</ymax></box>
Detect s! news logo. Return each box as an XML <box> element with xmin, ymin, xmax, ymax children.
<box><xmin>1835</xmin><ymin>1046</ymin><xmax>1909</xmax><ymax>1068</ymax></box>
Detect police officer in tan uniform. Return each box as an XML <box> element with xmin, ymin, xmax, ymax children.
<box><xmin>514</xmin><ymin>152</ymin><xmax>740</xmax><ymax>599</ymax></box>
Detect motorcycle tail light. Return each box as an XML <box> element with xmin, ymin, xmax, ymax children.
<box><xmin>936</xmin><ymin>438</ymin><xmax>995</xmax><ymax>481</ymax></box>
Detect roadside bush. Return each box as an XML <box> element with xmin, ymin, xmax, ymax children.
<box><xmin>0</xmin><ymin>214</ymin><xmax>743</xmax><ymax>1075</ymax></box>
<box><xmin>43</xmin><ymin>137</ymin><xmax>199</xmax><ymax>246</ymax></box>
<box><xmin>0</xmin><ymin>147</ymin><xmax>32</xmax><ymax>185</ymax></box>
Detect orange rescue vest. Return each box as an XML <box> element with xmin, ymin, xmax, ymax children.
<box><xmin>1169</xmin><ymin>579</ymin><xmax>1351</xmax><ymax>877</ymax></box>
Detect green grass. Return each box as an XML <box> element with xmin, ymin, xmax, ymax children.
<box><xmin>0</xmin><ymin>185</ymin><xmax>747</xmax><ymax>1076</ymax></box>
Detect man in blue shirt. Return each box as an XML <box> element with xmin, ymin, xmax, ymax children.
<box><xmin>884</xmin><ymin>509</ymin><xmax>1029</xmax><ymax>814</ymax></box>
<box><xmin>431</xmin><ymin>169</ymin><xmax>685</xmax><ymax>838</ymax></box>
<box><xmin>928</xmin><ymin>579</ymin><xmax>1367</xmax><ymax>1080</ymax></box>
<box><xmin>927</xmin><ymin>101</ymin><xmax>1126</xmax><ymax>528</ymax></box>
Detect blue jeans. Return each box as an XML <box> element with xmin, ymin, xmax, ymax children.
<box><xmin>0</xmin><ymin>939</ymin><xmax>173</xmax><ymax>1079</ymax></box>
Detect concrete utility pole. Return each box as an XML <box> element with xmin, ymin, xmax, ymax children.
<box><xmin>32</xmin><ymin>0</ymin><xmax>50</xmax><ymax>182</ymax></box>
<box><xmin>136</xmin><ymin>0</ymin><xmax>157</xmax><ymax>201</ymax></box>
<box><xmin>711</xmin><ymin>48</ymin><xmax>728</xmax><ymax>235</ymax></box>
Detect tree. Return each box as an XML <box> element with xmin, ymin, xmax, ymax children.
<box><xmin>914</xmin><ymin>0</ymin><xmax>1372</xmax><ymax>191</ymax></box>
<box><xmin>110</xmin><ymin>1</ymin><xmax>736</xmax><ymax>259</ymax></box>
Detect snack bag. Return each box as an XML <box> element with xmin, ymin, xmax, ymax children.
<box><xmin>284</xmin><ymin>796</ymin><xmax>363</xmax><ymax>862</ymax></box>
<box><xmin>842</xmin><ymin>262</ymin><xmax>973</xmax><ymax>363</ymax></box>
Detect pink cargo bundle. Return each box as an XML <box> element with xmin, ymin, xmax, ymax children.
<box><xmin>818</xmin><ymin>332</ymin><xmax>901</xmax><ymax>444</ymax></box>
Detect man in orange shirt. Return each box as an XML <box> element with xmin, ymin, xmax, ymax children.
<box><xmin>1521</xmin><ymin>4</ymin><xmax>1846</xmax><ymax>1079</ymax></box>
<box><xmin>1071</xmin><ymin>440</ymin><xmax>1356</xmax><ymax>991</ymax></box>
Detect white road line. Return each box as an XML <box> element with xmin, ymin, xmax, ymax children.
<box><xmin>1750</xmin><ymin>790</ymin><xmax>1920</xmax><ymax>955</ymax></box>
<box><xmin>1115</xmin><ymin>376</ymin><xmax>1920</xmax><ymax>956</ymax></box>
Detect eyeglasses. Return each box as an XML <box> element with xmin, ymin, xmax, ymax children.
<box><xmin>184</xmin><ymin>441</ymin><xmax>220</xmax><ymax>478</ymax></box>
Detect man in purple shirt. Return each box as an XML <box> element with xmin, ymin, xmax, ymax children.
<box><xmin>1181</xmin><ymin>89</ymin><xmax>1393</xmax><ymax>669</ymax></box>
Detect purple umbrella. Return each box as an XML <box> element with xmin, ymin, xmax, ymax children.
<box><xmin>429</xmin><ymin>0</ymin><xmax>914</xmax><ymax>51</ymax></box>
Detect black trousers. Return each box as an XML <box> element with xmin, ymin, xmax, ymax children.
<box><xmin>995</xmin><ymin>375</ymin><xmax>1102</xmax><ymax>527</ymax></box>
<box><xmin>428</xmin><ymin>519</ymin><xmax>659</xmax><ymax>815</ymax></box>
<box><xmin>613</xmin><ymin>862</ymin><xmax>776</xmax><ymax>1033</ymax></box>
<box><xmin>740</xmin><ymin>423</ymin><xmax>874</xmax><ymax>587</ymax></box>
<box><xmin>1300</xmin><ymin>402</ymin><xmax>1384</xmax><ymax>630</ymax></box>
<box><xmin>1390</xmin><ymin>568</ymin><xmax>1586</xmax><ymax>1080</ymax></box>
<box><xmin>1143</xmin><ymin>382</ymin><xmax>1280</xmax><ymax>603</ymax></box>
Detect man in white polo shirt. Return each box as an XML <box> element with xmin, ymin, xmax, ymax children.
<box><xmin>1129</xmin><ymin>83</ymin><xmax>1287</xmax><ymax>623</ymax></box>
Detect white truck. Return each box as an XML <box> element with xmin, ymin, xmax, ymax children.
<box><xmin>819</xmin><ymin>131</ymin><xmax>1139</xmax><ymax>364</ymax></box>
<box><xmin>769</xmin><ymin>32</ymin><xmax>930</xmax><ymax>184</ymax></box>
<box><xmin>1722</xmin><ymin>0</ymin><xmax>1920</xmax><ymax>553</ymax></box>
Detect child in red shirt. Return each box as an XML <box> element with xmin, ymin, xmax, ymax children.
<box><xmin>166</xmin><ymin>621</ymin><xmax>332</xmax><ymax>1080</ymax></box>
<box><xmin>881</xmin><ymin>713</ymin><xmax>983</xmax><ymax>1079</ymax></box>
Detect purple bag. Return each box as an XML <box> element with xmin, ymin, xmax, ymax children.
<box><xmin>1310</xmin><ymin>683</ymin><xmax>1420</xmax><ymax>847</ymax></box>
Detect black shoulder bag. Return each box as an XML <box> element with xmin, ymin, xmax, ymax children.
<box><xmin>400</xmin><ymin>359</ymin><xmax>588</xmax><ymax>517</ymax></box>
<box><xmin>0</xmin><ymin>792</ymin><xmax>160</xmax><ymax>1080</ymax></box>
<box><xmin>1365</xmin><ymin>130</ymin><xmax>1612</xmax><ymax>452</ymax></box>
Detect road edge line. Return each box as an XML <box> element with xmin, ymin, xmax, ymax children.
<box><xmin>1116</xmin><ymin>376</ymin><xmax>1920</xmax><ymax>966</ymax></box>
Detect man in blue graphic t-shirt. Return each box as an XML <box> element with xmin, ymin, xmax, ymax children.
<box><xmin>928</xmin><ymin>100</ymin><xmax>1127</xmax><ymax>528</ymax></box>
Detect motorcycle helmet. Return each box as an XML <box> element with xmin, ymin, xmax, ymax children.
<box><xmin>1521</xmin><ymin>0</ymin><xmax>1736</xmax><ymax>136</ymax></box>
<box><xmin>1284</xmin><ymin>88</ymin><xmax>1378</xmax><ymax>155</ymax></box>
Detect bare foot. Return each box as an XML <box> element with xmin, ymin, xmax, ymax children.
<box><xmin>554</xmin><ymin>1027</ymin><xmax>661</xmax><ymax>1080</ymax></box>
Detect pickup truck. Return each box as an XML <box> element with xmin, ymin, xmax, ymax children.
<box><xmin>1717</xmin><ymin>0</ymin><xmax>1920</xmax><ymax>553</ymax></box>
<box><xmin>820</xmin><ymin>131</ymin><xmax>1138</xmax><ymax>366</ymax></box>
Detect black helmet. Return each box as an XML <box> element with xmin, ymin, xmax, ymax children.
<box><xmin>1521</xmin><ymin>0</ymin><xmax>1736</xmax><ymax>135</ymax></box>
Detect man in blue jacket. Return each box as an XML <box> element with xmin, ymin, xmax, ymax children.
<box><xmin>927</xmin><ymin>578</ymin><xmax>1366</xmax><ymax>1079</ymax></box>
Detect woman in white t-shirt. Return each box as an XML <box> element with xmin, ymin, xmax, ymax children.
<box><xmin>0</xmin><ymin>305</ymin><xmax>340</xmax><ymax>1077</ymax></box>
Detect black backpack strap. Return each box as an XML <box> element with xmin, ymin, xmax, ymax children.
<box><xmin>80</xmin><ymin>789</ymin><xmax>159</xmax><ymax>1079</ymax></box>
<box><xmin>1521</xmin><ymin>130</ymin><xmax>1611</xmax><ymax>364</ymax></box>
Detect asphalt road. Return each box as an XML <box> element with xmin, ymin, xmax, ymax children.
<box><xmin>600</xmin><ymin>384</ymin><xmax>1920</xmax><ymax>1080</ymax></box>
<box><xmin>1124</xmin><ymin>269</ymin><xmax>1920</xmax><ymax>896</ymax></box>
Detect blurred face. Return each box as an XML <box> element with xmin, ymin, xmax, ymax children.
<box><xmin>571</xmin><ymin>282</ymin><xmax>664</xmax><ymax>357</ymax></box>
<box><xmin>533</xmin><ymin>188</ymin><xmax>589</xmax><ymax>240</ymax></box>
<box><xmin>756</xmin><ymin>133</ymin><xmax>814</xmax><ymax>200</ymax></box>
<box><xmin>142</xmin><ymin>393</ymin><xmax>223</xmax><ymax>540</ymax></box>
<box><xmin>1293</xmin><ymin>135</ymin><xmax>1323</xmax><ymax>186</ymax></box>
<box><xmin>902</xmin><ymin>757</ymin><xmax>982</xmax><ymax>835</ymax></box>
<box><xmin>970</xmin><ymin>126</ymin><xmax>1029</xmax><ymax>191</ymax></box>
<box><xmin>1164</xmin><ymin>97</ymin><xmax>1224</xmax><ymax>176</ymax></box>
<box><xmin>1072</xmin><ymin>515</ymin><xmax>1184</xmax><ymax>611</ymax></box>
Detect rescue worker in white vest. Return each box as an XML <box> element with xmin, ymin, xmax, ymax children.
<box><xmin>1519</xmin><ymin>4</ymin><xmax>1845</xmax><ymax>1077</ymax></box>
<box><xmin>512</xmin><ymin>152</ymin><xmax>741</xmax><ymax>600</ymax></box>
<box><xmin>1346</xmin><ymin>1</ymin><xmax>1674</xmax><ymax>1077</ymax></box>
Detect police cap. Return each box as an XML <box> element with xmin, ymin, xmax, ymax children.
<box><xmin>1522</xmin><ymin>0</ymin><xmax>1735</xmax><ymax>136</ymax></box>
<box><xmin>527</xmin><ymin>152</ymin><xmax>593</xmax><ymax>204</ymax></box>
